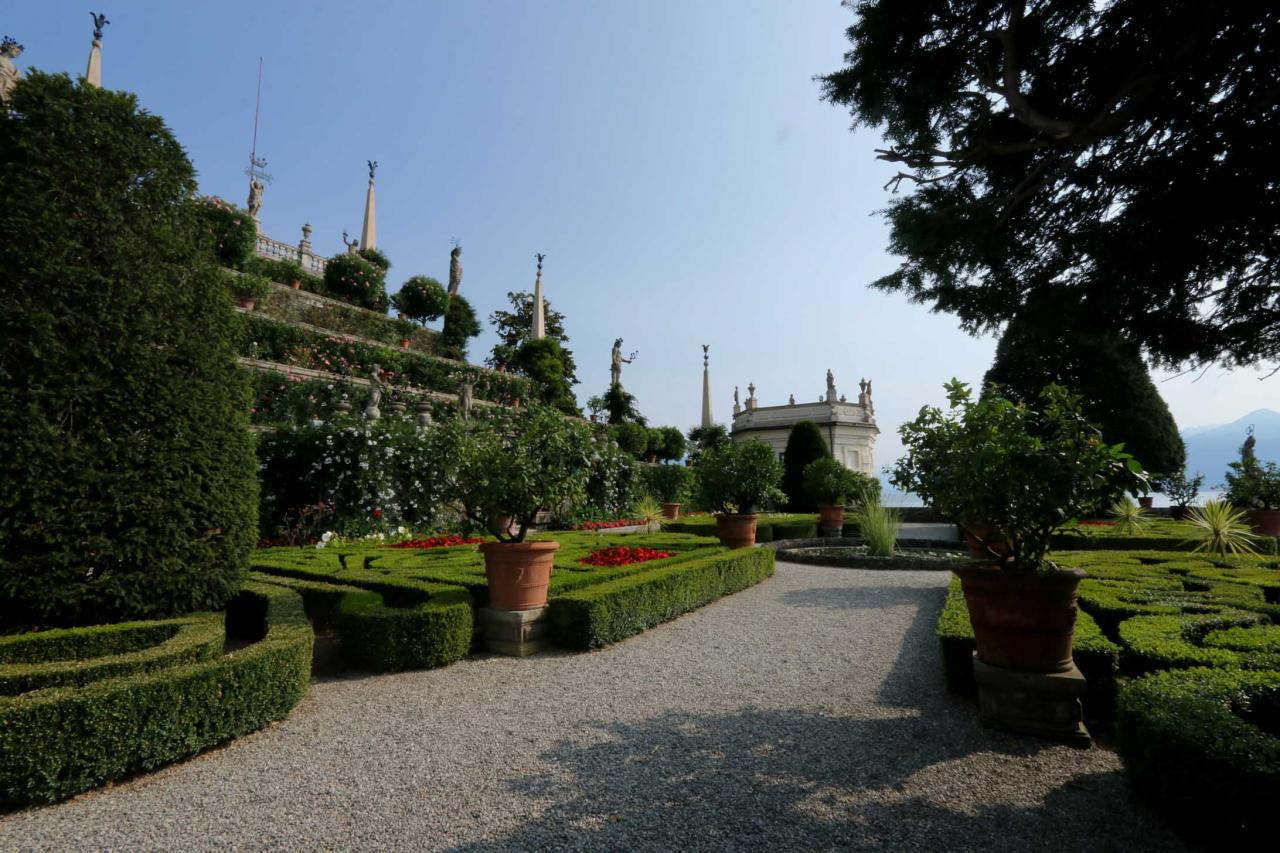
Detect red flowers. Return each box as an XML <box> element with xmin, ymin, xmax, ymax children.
<box><xmin>575</xmin><ymin>519</ymin><xmax>644</xmax><ymax>531</ymax></box>
<box><xmin>386</xmin><ymin>535</ymin><xmax>483</xmax><ymax>549</ymax></box>
<box><xmin>579</xmin><ymin>546</ymin><xmax>673</xmax><ymax>567</ymax></box>
<box><xmin>371</xmin><ymin>509</ymin><xmax>383</xmax><ymax>520</ymax></box>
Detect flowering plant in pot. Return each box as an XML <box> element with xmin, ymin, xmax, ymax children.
<box><xmin>892</xmin><ymin>380</ymin><xmax>1146</xmax><ymax>672</ymax></box>
<box><xmin>803</xmin><ymin>457</ymin><xmax>878</xmax><ymax>536</ymax></box>
<box><xmin>228</xmin><ymin>270</ymin><xmax>270</xmax><ymax>310</ymax></box>
<box><xmin>645</xmin><ymin>463</ymin><xmax>691</xmax><ymax>520</ymax></box>
<box><xmin>438</xmin><ymin>403</ymin><xmax>593</xmax><ymax>610</ymax></box>
<box><xmin>694</xmin><ymin>439</ymin><xmax>784</xmax><ymax>548</ymax></box>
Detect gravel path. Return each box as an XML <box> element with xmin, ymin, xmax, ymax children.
<box><xmin>1</xmin><ymin>563</ymin><xmax>1188</xmax><ymax>851</ymax></box>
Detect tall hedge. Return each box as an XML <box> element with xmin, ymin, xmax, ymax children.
<box><xmin>439</xmin><ymin>294</ymin><xmax>481</xmax><ymax>361</ymax></box>
<box><xmin>0</xmin><ymin>72</ymin><xmax>258</xmax><ymax>627</ymax></box>
<box><xmin>781</xmin><ymin>420</ymin><xmax>829</xmax><ymax>511</ymax></box>
<box><xmin>984</xmin><ymin>299</ymin><xmax>1186</xmax><ymax>478</ymax></box>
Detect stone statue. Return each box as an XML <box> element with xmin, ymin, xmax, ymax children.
<box><xmin>367</xmin><ymin>160</ymin><xmax>378</xmax><ymax>181</ymax></box>
<box><xmin>0</xmin><ymin>37</ymin><xmax>22</xmax><ymax>107</ymax></box>
<box><xmin>610</xmin><ymin>338</ymin><xmax>636</xmax><ymax>387</ymax></box>
<box><xmin>826</xmin><ymin>368</ymin><xmax>837</xmax><ymax>402</ymax></box>
<box><xmin>246</xmin><ymin>179</ymin><xmax>264</xmax><ymax>219</ymax></box>
<box><xmin>1243</xmin><ymin>426</ymin><xmax>1257</xmax><ymax>472</ymax></box>
<box><xmin>342</xmin><ymin>231</ymin><xmax>359</xmax><ymax>254</ymax></box>
<box><xmin>789</xmin><ymin>393</ymin><xmax>796</xmax><ymax>405</ymax></box>
<box><xmin>90</xmin><ymin>12</ymin><xmax>109</xmax><ymax>42</ymax></box>
<box><xmin>733</xmin><ymin>386</ymin><xmax>741</xmax><ymax>414</ymax></box>
<box><xmin>858</xmin><ymin>378</ymin><xmax>870</xmax><ymax>407</ymax></box>
<box><xmin>448</xmin><ymin>242</ymin><xmax>463</xmax><ymax>296</ymax></box>
<box><xmin>365</xmin><ymin>365</ymin><xmax>386</xmax><ymax>420</ymax></box>
<box><xmin>458</xmin><ymin>376</ymin><xmax>474</xmax><ymax>421</ymax></box>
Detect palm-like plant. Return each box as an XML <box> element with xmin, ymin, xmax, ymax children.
<box><xmin>1108</xmin><ymin>497</ymin><xmax>1150</xmax><ymax>534</ymax></box>
<box><xmin>632</xmin><ymin>496</ymin><xmax>667</xmax><ymax>532</ymax></box>
<box><xmin>1185</xmin><ymin>500</ymin><xmax>1261</xmax><ymax>555</ymax></box>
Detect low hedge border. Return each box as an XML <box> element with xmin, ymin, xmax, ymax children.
<box><xmin>0</xmin><ymin>582</ymin><xmax>312</xmax><ymax>806</ymax></box>
<box><xmin>1118</xmin><ymin>610</ymin><xmax>1279</xmax><ymax>674</ymax></box>
<box><xmin>1051</xmin><ymin>531</ymin><xmax>1280</xmax><ymax>555</ymax></box>
<box><xmin>776</xmin><ymin>546</ymin><xmax>965</xmax><ymax>571</ymax></box>
<box><xmin>936</xmin><ymin>575</ymin><xmax>1121</xmax><ymax>720</ymax></box>
<box><xmin>0</xmin><ymin>613</ymin><xmax>225</xmax><ymax>696</ymax></box>
<box><xmin>548</xmin><ymin>547</ymin><xmax>775</xmax><ymax>650</ymax></box>
<box><xmin>1118</xmin><ymin>667</ymin><xmax>1280</xmax><ymax>845</ymax></box>
<box><xmin>0</xmin><ymin>619</ymin><xmax>182</xmax><ymax>665</ymax></box>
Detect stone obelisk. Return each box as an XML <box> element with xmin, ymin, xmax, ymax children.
<box><xmin>701</xmin><ymin>345</ymin><xmax>713</xmax><ymax>428</ymax></box>
<box><xmin>86</xmin><ymin>13</ymin><xmax>108</xmax><ymax>88</ymax></box>
<box><xmin>532</xmin><ymin>253</ymin><xmax>546</xmax><ymax>340</ymax></box>
<box><xmin>360</xmin><ymin>160</ymin><xmax>378</xmax><ymax>251</ymax></box>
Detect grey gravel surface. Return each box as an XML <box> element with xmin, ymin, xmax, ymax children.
<box><xmin>0</xmin><ymin>563</ymin><xmax>1188</xmax><ymax>852</ymax></box>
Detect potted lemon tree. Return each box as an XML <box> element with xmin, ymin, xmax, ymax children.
<box><xmin>893</xmin><ymin>380</ymin><xmax>1145</xmax><ymax>672</ymax></box>
<box><xmin>694</xmin><ymin>440</ymin><xmax>784</xmax><ymax>548</ymax></box>
<box><xmin>439</xmin><ymin>403</ymin><xmax>594</xmax><ymax>610</ymax></box>
<box><xmin>803</xmin><ymin>457</ymin><xmax>878</xmax><ymax>537</ymax></box>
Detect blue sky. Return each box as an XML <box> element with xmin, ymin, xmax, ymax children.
<box><xmin>10</xmin><ymin>1</ymin><xmax>1277</xmax><ymax>473</ymax></box>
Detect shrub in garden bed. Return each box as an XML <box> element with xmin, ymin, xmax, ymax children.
<box><xmin>323</xmin><ymin>251</ymin><xmax>388</xmax><ymax>312</ymax></box>
<box><xmin>253</xmin><ymin>281</ymin><xmax>438</xmax><ymax>353</ymax></box>
<box><xmin>0</xmin><ymin>582</ymin><xmax>312</xmax><ymax>806</ymax></box>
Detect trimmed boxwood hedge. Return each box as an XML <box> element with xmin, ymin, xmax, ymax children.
<box><xmin>1118</xmin><ymin>667</ymin><xmax>1280</xmax><ymax>845</ymax></box>
<box><xmin>1118</xmin><ymin>610</ymin><xmax>1280</xmax><ymax>673</ymax></box>
<box><xmin>252</xmin><ymin>572</ymin><xmax>472</xmax><ymax>672</ymax></box>
<box><xmin>548</xmin><ymin>547</ymin><xmax>775</xmax><ymax>650</ymax></box>
<box><xmin>0</xmin><ymin>582</ymin><xmax>312</xmax><ymax>806</ymax></box>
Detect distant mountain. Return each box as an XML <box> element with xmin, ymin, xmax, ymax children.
<box><xmin>1182</xmin><ymin>409</ymin><xmax>1280</xmax><ymax>486</ymax></box>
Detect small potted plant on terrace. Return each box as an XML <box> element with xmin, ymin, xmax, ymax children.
<box><xmin>1162</xmin><ymin>468</ymin><xmax>1203</xmax><ymax>520</ymax></box>
<box><xmin>228</xmin><ymin>271</ymin><xmax>270</xmax><ymax>311</ymax></box>
<box><xmin>893</xmin><ymin>380</ymin><xmax>1146</xmax><ymax>672</ymax></box>
<box><xmin>647</xmin><ymin>464</ymin><xmax>691</xmax><ymax>520</ymax></box>
<box><xmin>803</xmin><ymin>457</ymin><xmax>876</xmax><ymax>537</ymax></box>
<box><xmin>694</xmin><ymin>439</ymin><xmax>785</xmax><ymax>549</ymax></box>
<box><xmin>439</xmin><ymin>403</ymin><xmax>594</xmax><ymax>610</ymax></box>
<box><xmin>391</xmin><ymin>275</ymin><xmax>449</xmax><ymax>328</ymax></box>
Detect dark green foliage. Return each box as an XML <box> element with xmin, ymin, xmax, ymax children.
<box><xmin>323</xmin><ymin>252</ymin><xmax>388</xmax><ymax>312</ymax></box>
<box><xmin>439</xmin><ymin>294</ymin><xmax>481</xmax><ymax>360</ymax></box>
<box><xmin>612</xmin><ymin>422</ymin><xmax>650</xmax><ymax>456</ymax></box>
<box><xmin>0</xmin><ymin>72</ymin><xmax>259</xmax><ymax>627</ymax></box>
<box><xmin>984</xmin><ymin>301</ymin><xmax>1185</xmax><ymax>477</ymax></box>
<box><xmin>511</xmin><ymin>338</ymin><xmax>580</xmax><ymax>415</ymax></box>
<box><xmin>822</xmin><ymin>3</ymin><xmax>1280</xmax><ymax>368</ymax></box>
<box><xmin>603</xmin><ymin>382</ymin><xmax>644</xmax><ymax>425</ymax></box>
<box><xmin>695</xmin><ymin>440</ymin><xmax>786</xmax><ymax>514</ymax></box>
<box><xmin>648</xmin><ymin>426</ymin><xmax>687</xmax><ymax>462</ymax></box>
<box><xmin>243</xmin><ymin>256</ymin><xmax>322</xmax><ymax>292</ymax></box>
<box><xmin>391</xmin><ymin>276</ymin><xmax>448</xmax><ymax>326</ymax></box>
<box><xmin>0</xmin><ymin>583</ymin><xmax>313</xmax><ymax>806</ymax></box>
<box><xmin>782</xmin><ymin>421</ymin><xmax>829</xmax><ymax>511</ymax></box>
<box><xmin>686</xmin><ymin>423</ymin><xmax>729</xmax><ymax>465</ymax></box>
<box><xmin>1118</xmin><ymin>667</ymin><xmax>1280</xmax><ymax>845</ymax></box>
<box><xmin>357</xmin><ymin>247</ymin><xmax>390</xmax><ymax>272</ymax></box>
<box><xmin>487</xmin><ymin>291</ymin><xmax>578</xmax><ymax>384</ymax></box>
<box><xmin>254</xmin><ymin>282</ymin><xmax>438</xmax><ymax>353</ymax></box>
<box><xmin>227</xmin><ymin>270</ymin><xmax>271</xmax><ymax>303</ymax></box>
<box><xmin>191</xmin><ymin>196</ymin><xmax>256</xmax><ymax>269</ymax></box>
<box><xmin>549</xmin><ymin>548</ymin><xmax>775</xmax><ymax>649</ymax></box>
<box><xmin>639</xmin><ymin>464</ymin><xmax>692</xmax><ymax>504</ymax></box>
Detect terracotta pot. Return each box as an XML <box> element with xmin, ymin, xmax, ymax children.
<box><xmin>818</xmin><ymin>505</ymin><xmax>845</xmax><ymax>536</ymax></box>
<box><xmin>237</xmin><ymin>297</ymin><xmax>255</xmax><ymax>310</ymax></box>
<box><xmin>954</xmin><ymin>563</ymin><xmax>1086</xmax><ymax>673</ymax></box>
<box><xmin>290</xmin><ymin>279</ymin><xmax>301</xmax><ymax>290</ymax></box>
<box><xmin>479</xmin><ymin>540</ymin><xmax>560</xmax><ymax>610</ymax></box>
<box><xmin>1246</xmin><ymin>509</ymin><xmax>1280</xmax><ymax>537</ymax></box>
<box><xmin>1138</xmin><ymin>496</ymin><xmax>1154</xmax><ymax>509</ymax></box>
<box><xmin>399</xmin><ymin>338</ymin><xmax>411</xmax><ymax>349</ymax></box>
<box><xmin>1169</xmin><ymin>505</ymin><xmax>1192</xmax><ymax>521</ymax></box>
<box><xmin>661</xmin><ymin>502</ymin><xmax>681</xmax><ymax>520</ymax></box>
<box><xmin>963</xmin><ymin>525</ymin><xmax>1011</xmax><ymax>560</ymax></box>
<box><xmin>647</xmin><ymin>453</ymin><xmax>658</xmax><ymax>463</ymax></box>
<box><xmin>715</xmin><ymin>513</ymin><xmax>758</xmax><ymax>549</ymax></box>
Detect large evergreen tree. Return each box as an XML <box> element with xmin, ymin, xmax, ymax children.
<box><xmin>822</xmin><ymin>3</ymin><xmax>1280</xmax><ymax>368</ymax></box>
<box><xmin>781</xmin><ymin>421</ymin><xmax>830</xmax><ymax>511</ymax></box>
<box><xmin>984</xmin><ymin>297</ymin><xmax>1186</xmax><ymax>477</ymax></box>
<box><xmin>0</xmin><ymin>73</ymin><xmax>258</xmax><ymax>626</ymax></box>
<box><xmin>487</xmin><ymin>291</ymin><xmax>578</xmax><ymax>384</ymax></box>
<box><xmin>511</xmin><ymin>338</ymin><xmax>580</xmax><ymax>416</ymax></box>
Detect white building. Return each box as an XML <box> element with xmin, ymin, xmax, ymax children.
<box><xmin>729</xmin><ymin>373</ymin><xmax>878</xmax><ymax>476</ymax></box>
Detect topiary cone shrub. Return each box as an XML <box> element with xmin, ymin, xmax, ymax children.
<box><xmin>0</xmin><ymin>72</ymin><xmax>258</xmax><ymax>627</ymax></box>
<box><xmin>781</xmin><ymin>420</ymin><xmax>829</xmax><ymax>511</ymax></box>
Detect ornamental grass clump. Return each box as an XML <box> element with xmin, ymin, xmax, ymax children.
<box><xmin>1185</xmin><ymin>500</ymin><xmax>1261</xmax><ymax>556</ymax></box>
<box><xmin>892</xmin><ymin>380</ymin><xmax>1147</xmax><ymax>571</ymax></box>
<box><xmin>855</xmin><ymin>501</ymin><xmax>900</xmax><ymax>557</ymax></box>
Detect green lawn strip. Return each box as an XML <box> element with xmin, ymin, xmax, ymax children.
<box><xmin>0</xmin><ymin>582</ymin><xmax>313</xmax><ymax>807</ymax></box>
<box><xmin>0</xmin><ymin>613</ymin><xmax>224</xmax><ymax>696</ymax></box>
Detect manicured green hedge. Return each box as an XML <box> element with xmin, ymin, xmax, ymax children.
<box><xmin>772</xmin><ymin>521</ymin><xmax>818</xmax><ymax>540</ymax></box>
<box><xmin>1051</xmin><ymin>530</ymin><xmax>1279</xmax><ymax>555</ymax></box>
<box><xmin>548</xmin><ymin>548</ymin><xmax>775</xmax><ymax>650</ymax></box>
<box><xmin>0</xmin><ymin>582</ymin><xmax>312</xmax><ymax>806</ymax></box>
<box><xmin>1119</xmin><ymin>610</ymin><xmax>1280</xmax><ymax>673</ymax></box>
<box><xmin>1119</xmin><ymin>667</ymin><xmax>1280</xmax><ymax>845</ymax></box>
<box><xmin>253</xmin><ymin>572</ymin><xmax>472</xmax><ymax>672</ymax></box>
<box><xmin>936</xmin><ymin>575</ymin><xmax>1121</xmax><ymax>719</ymax></box>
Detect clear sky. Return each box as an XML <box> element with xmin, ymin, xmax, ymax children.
<box><xmin>9</xmin><ymin>1</ymin><xmax>1277</xmax><ymax>473</ymax></box>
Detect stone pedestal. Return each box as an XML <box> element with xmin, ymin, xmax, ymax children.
<box><xmin>477</xmin><ymin>606</ymin><xmax>549</xmax><ymax>657</ymax></box>
<box><xmin>973</xmin><ymin>656</ymin><xmax>1089</xmax><ymax>745</ymax></box>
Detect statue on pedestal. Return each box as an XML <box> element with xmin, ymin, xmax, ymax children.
<box><xmin>342</xmin><ymin>231</ymin><xmax>359</xmax><ymax>254</ymax></box>
<box><xmin>365</xmin><ymin>365</ymin><xmax>386</xmax><ymax>420</ymax></box>
<box><xmin>458</xmin><ymin>376</ymin><xmax>474</xmax><ymax>421</ymax></box>
<box><xmin>448</xmin><ymin>241</ymin><xmax>463</xmax><ymax>296</ymax></box>
<box><xmin>826</xmin><ymin>369</ymin><xmax>837</xmax><ymax>402</ymax></box>
<box><xmin>733</xmin><ymin>386</ymin><xmax>741</xmax><ymax>414</ymax></box>
<box><xmin>90</xmin><ymin>12</ymin><xmax>109</xmax><ymax>42</ymax></box>
<box><xmin>610</xmin><ymin>338</ymin><xmax>636</xmax><ymax>387</ymax></box>
<box><xmin>246</xmin><ymin>178</ymin><xmax>264</xmax><ymax>220</ymax></box>
<box><xmin>0</xmin><ymin>37</ymin><xmax>22</xmax><ymax>107</ymax></box>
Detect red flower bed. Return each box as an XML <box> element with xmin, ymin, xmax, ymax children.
<box><xmin>579</xmin><ymin>546</ymin><xmax>673</xmax><ymax>567</ymax></box>
<box><xmin>385</xmin><ymin>535</ymin><xmax>483</xmax><ymax>549</ymax></box>
<box><xmin>575</xmin><ymin>519</ymin><xmax>644</xmax><ymax>531</ymax></box>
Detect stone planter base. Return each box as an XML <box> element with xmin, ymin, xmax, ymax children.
<box><xmin>974</xmin><ymin>656</ymin><xmax>1089</xmax><ymax>745</ymax></box>
<box><xmin>477</xmin><ymin>606</ymin><xmax>549</xmax><ymax>656</ymax></box>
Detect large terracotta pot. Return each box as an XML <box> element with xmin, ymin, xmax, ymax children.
<box><xmin>1138</xmin><ymin>496</ymin><xmax>1154</xmax><ymax>509</ymax></box>
<box><xmin>661</xmin><ymin>502</ymin><xmax>681</xmax><ymax>520</ymax></box>
<box><xmin>715</xmin><ymin>513</ymin><xmax>758</xmax><ymax>549</ymax></box>
<box><xmin>954</xmin><ymin>564</ymin><xmax>1086</xmax><ymax>673</ymax></box>
<box><xmin>818</xmin><ymin>505</ymin><xmax>845</xmax><ymax>537</ymax></box>
<box><xmin>479</xmin><ymin>540</ymin><xmax>560</xmax><ymax>610</ymax></box>
<box><xmin>1246</xmin><ymin>509</ymin><xmax>1280</xmax><ymax>537</ymax></box>
<box><xmin>237</xmin><ymin>297</ymin><xmax>255</xmax><ymax>311</ymax></box>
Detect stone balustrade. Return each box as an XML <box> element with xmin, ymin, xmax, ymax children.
<box><xmin>255</xmin><ymin>231</ymin><xmax>328</xmax><ymax>275</ymax></box>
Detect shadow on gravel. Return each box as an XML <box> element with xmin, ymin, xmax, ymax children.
<box><xmin>446</xmin><ymin>706</ymin><xmax>1184</xmax><ymax>853</ymax></box>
